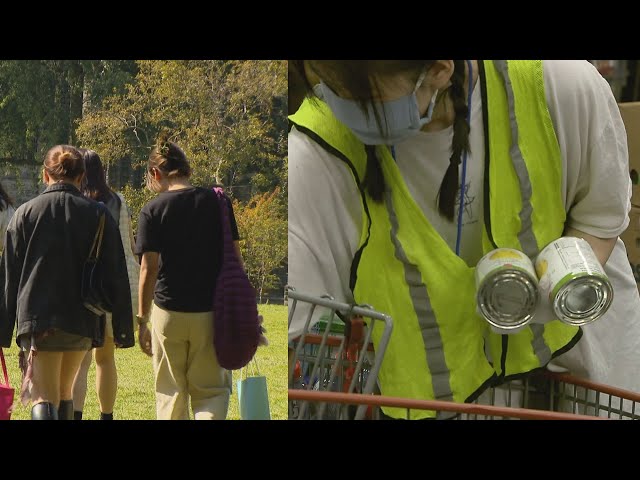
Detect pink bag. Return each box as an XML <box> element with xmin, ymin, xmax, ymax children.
<box><xmin>0</xmin><ymin>348</ymin><xmax>14</xmax><ymax>420</ymax></box>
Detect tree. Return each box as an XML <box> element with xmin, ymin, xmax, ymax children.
<box><xmin>0</xmin><ymin>60</ymin><xmax>137</xmax><ymax>163</ymax></box>
<box><xmin>233</xmin><ymin>188</ymin><xmax>287</xmax><ymax>303</ymax></box>
<box><xmin>76</xmin><ymin>60</ymin><xmax>287</xmax><ymax>199</ymax></box>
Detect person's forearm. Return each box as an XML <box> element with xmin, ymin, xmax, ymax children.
<box><xmin>138</xmin><ymin>265</ymin><xmax>158</xmax><ymax>318</ymax></box>
<box><xmin>563</xmin><ymin>226</ymin><xmax>617</xmax><ymax>267</ymax></box>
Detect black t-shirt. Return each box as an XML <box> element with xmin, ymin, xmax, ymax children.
<box><xmin>135</xmin><ymin>186</ymin><xmax>240</xmax><ymax>312</ymax></box>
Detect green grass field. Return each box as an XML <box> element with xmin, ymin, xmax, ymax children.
<box><xmin>2</xmin><ymin>304</ymin><xmax>287</xmax><ymax>420</ymax></box>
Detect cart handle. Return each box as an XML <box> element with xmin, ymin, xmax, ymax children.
<box><xmin>288</xmin><ymin>389</ymin><xmax>607</xmax><ymax>420</ymax></box>
<box><xmin>540</xmin><ymin>371</ymin><xmax>640</xmax><ymax>403</ymax></box>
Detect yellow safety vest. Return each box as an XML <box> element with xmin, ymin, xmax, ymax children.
<box><xmin>290</xmin><ymin>60</ymin><xmax>581</xmax><ymax>419</ymax></box>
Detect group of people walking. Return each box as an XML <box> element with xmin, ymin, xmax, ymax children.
<box><xmin>0</xmin><ymin>133</ymin><xmax>244</xmax><ymax>420</ymax></box>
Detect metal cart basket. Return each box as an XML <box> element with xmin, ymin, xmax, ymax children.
<box><xmin>288</xmin><ymin>288</ymin><xmax>640</xmax><ymax>420</ymax></box>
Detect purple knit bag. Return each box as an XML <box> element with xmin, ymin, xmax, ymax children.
<box><xmin>212</xmin><ymin>187</ymin><xmax>261</xmax><ymax>370</ymax></box>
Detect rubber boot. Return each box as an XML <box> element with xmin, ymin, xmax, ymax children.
<box><xmin>58</xmin><ymin>400</ymin><xmax>74</xmax><ymax>420</ymax></box>
<box><xmin>31</xmin><ymin>402</ymin><xmax>58</xmax><ymax>420</ymax></box>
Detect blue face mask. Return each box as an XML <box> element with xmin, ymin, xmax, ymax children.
<box><xmin>314</xmin><ymin>70</ymin><xmax>438</xmax><ymax>145</ymax></box>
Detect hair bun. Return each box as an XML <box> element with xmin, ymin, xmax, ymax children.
<box><xmin>57</xmin><ymin>151</ymin><xmax>74</xmax><ymax>167</ymax></box>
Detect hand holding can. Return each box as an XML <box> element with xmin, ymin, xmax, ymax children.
<box><xmin>534</xmin><ymin>236</ymin><xmax>613</xmax><ymax>326</ymax></box>
<box><xmin>475</xmin><ymin>248</ymin><xmax>540</xmax><ymax>331</ymax></box>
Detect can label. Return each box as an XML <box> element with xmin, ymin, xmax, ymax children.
<box><xmin>475</xmin><ymin>248</ymin><xmax>539</xmax><ymax>330</ymax></box>
<box><xmin>535</xmin><ymin>237</ymin><xmax>613</xmax><ymax>326</ymax></box>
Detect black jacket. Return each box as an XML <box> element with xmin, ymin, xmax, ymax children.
<box><xmin>0</xmin><ymin>183</ymin><xmax>135</xmax><ymax>349</ymax></box>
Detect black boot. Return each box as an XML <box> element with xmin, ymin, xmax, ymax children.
<box><xmin>31</xmin><ymin>402</ymin><xmax>58</xmax><ymax>420</ymax></box>
<box><xmin>100</xmin><ymin>412</ymin><xmax>113</xmax><ymax>420</ymax></box>
<box><xmin>58</xmin><ymin>400</ymin><xmax>74</xmax><ymax>420</ymax></box>
<box><xmin>74</xmin><ymin>410</ymin><xmax>83</xmax><ymax>420</ymax></box>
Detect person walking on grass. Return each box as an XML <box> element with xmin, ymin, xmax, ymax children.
<box><xmin>72</xmin><ymin>149</ymin><xmax>140</xmax><ymax>420</ymax></box>
<box><xmin>136</xmin><ymin>132</ymin><xmax>243</xmax><ymax>420</ymax></box>
<box><xmin>0</xmin><ymin>145</ymin><xmax>134</xmax><ymax>420</ymax></box>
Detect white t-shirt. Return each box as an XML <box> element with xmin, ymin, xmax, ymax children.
<box><xmin>288</xmin><ymin>60</ymin><xmax>640</xmax><ymax>394</ymax></box>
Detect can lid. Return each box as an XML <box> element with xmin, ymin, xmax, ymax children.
<box><xmin>554</xmin><ymin>276</ymin><xmax>613</xmax><ymax>326</ymax></box>
<box><xmin>477</xmin><ymin>270</ymin><xmax>539</xmax><ymax>329</ymax></box>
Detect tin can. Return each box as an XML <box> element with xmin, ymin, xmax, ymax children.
<box><xmin>535</xmin><ymin>237</ymin><xmax>613</xmax><ymax>326</ymax></box>
<box><xmin>475</xmin><ymin>248</ymin><xmax>539</xmax><ymax>330</ymax></box>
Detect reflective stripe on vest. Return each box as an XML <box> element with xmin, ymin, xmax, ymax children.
<box><xmin>493</xmin><ymin>60</ymin><xmax>538</xmax><ymax>257</ymax></box>
<box><xmin>384</xmin><ymin>190</ymin><xmax>453</xmax><ymax>403</ymax></box>
<box><xmin>482</xmin><ymin>60</ymin><xmax>580</xmax><ymax>378</ymax></box>
<box><xmin>289</xmin><ymin>60</ymin><xmax>580</xmax><ymax>419</ymax></box>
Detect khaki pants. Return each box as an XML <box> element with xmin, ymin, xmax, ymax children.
<box><xmin>150</xmin><ymin>304</ymin><xmax>231</xmax><ymax>420</ymax></box>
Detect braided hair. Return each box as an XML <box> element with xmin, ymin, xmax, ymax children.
<box><xmin>437</xmin><ymin>60</ymin><xmax>471</xmax><ymax>221</ymax></box>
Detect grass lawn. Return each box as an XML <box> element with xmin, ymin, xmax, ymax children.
<box><xmin>2</xmin><ymin>304</ymin><xmax>287</xmax><ymax>420</ymax></box>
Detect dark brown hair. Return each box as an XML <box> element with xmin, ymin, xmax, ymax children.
<box><xmin>293</xmin><ymin>60</ymin><xmax>471</xmax><ymax>221</ymax></box>
<box><xmin>43</xmin><ymin>145</ymin><xmax>85</xmax><ymax>181</ymax></box>
<box><xmin>148</xmin><ymin>131</ymin><xmax>191</xmax><ymax>179</ymax></box>
<box><xmin>80</xmin><ymin>149</ymin><xmax>113</xmax><ymax>203</ymax></box>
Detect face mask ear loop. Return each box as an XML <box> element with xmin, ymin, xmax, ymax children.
<box><xmin>413</xmin><ymin>69</ymin><xmax>428</xmax><ymax>93</ymax></box>
<box><xmin>390</xmin><ymin>72</ymin><xmax>437</xmax><ymax>161</ymax></box>
<box><xmin>425</xmin><ymin>89</ymin><xmax>439</xmax><ymax>120</ymax></box>
<box><xmin>415</xmin><ymin>66</ymin><xmax>438</xmax><ymax>120</ymax></box>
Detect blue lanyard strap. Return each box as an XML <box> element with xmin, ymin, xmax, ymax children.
<box><xmin>454</xmin><ymin>60</ymin><xmax>474</xmax><ymax>256</ymax></box>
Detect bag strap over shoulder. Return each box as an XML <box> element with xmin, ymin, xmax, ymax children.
<box><xmin>0</xmin><ymin>348</ymin><xmax>10</xmax><ymax>388</ymax></box>
<box><xmin>213</xmin><ymin>187</ymin><xmax>235</xmax><ymax>254</ymax></box>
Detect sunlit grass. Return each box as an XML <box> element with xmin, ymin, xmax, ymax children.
<box><xmin>3</xmin><ymin>304</ymin><xmax>287</xmax><ymax>420</ymax></box>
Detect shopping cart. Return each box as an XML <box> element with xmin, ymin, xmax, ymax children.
<box><xmin>288</xmin><ymin>287</ymin><xmax>393</xmax><ymax>420</ymax></box>
<box><xmin>288</xmin><ymin>288</ymin><xmax>640</xmax><ymax>420</ymax></box>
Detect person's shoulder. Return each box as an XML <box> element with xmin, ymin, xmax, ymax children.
<box><xmin>75</xmin><ymin>191</ymin><xmax>101</xmax><ymax>207</ymax></box>
<box><xmin>113</xmin><ymin>191</ymin><xmax>126</xmax><ymax>204</ymax></box>
<box><xmin>542</xmin><ymin>60</ymin><xmax>599</xmax><ymax>77</ymax></box>
<box><xmin>193</xmin><ymin>185</ymin><xmax>224</xmax><ymax>196</ymax></box>
<box><xmin>17</xmin><ymin>191</ymin><xmax>48</xmax><ymax>215</ymax></box>
<box><xmin>195</xmin><ymin>186</ymin><xmax>216</xmax><ymax>196</ymax></box>
<box><xmin>289</xmin><ymin>125</ymin><xmax>324</xmax><ymax>154</ymax></box>
<box><xmin>289</xmin><ymin>124</ymin><xmax>355</xmax><ymax>197</ymax></box>
<box><xmin>289</xmin><ymin>125</ymin><xmax>344</xmax><ymax>170</ymax></box>
<box><xmin>195</xmin><ymin>186</ymin><xmax>224</xmax><ymax>205</ymax></box>
<box><xmin>141</xmin><ymin>192</ymin><xmax>165</xmax><ymax>210</ymax></box>
<box><xmin>2</xmin><ymin>201</ymin><xmax>16</xmax><ymax>216</ymax></box>
<box><xmin>79</xmin><ymin>195</ymin><xmax>110</xmax><ymax>218</ymax></box>
<box><xmin>542</xmin><ymin>60</ymin><xmax>610</xmax><ymax>99</ymax></box>
<box><xmin>4</xmin><ymin>202</ymin><xmax>21</xmax><ymax>227</ymax></box>
<box><xmin>108</xmin><ymin>189</ymin><xmax>121</xmax><ymax>204</ymax></box>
